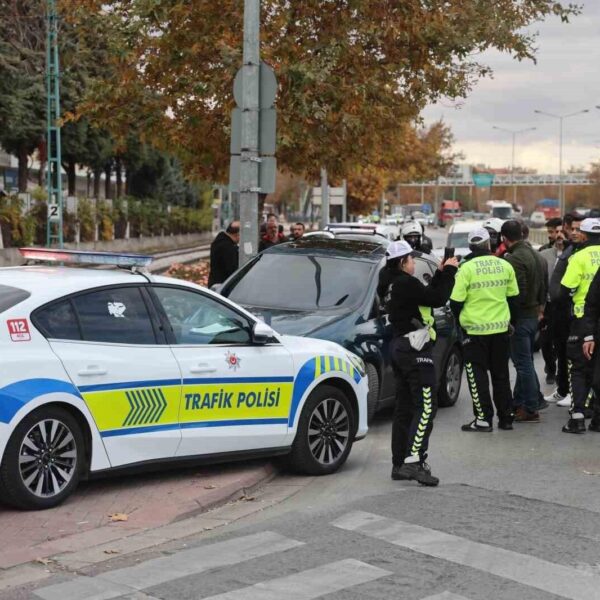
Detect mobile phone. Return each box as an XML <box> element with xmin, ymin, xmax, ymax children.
<box><xmin>443</xmin><ymin>247</ymin><xmax>455</xmax><ymax>261</ymax></box>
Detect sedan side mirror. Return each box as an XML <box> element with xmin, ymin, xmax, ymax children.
<box><xmin>252</xmin><ymin>321</ymin><xmax>276</xmax><ymax>345</ymax></box>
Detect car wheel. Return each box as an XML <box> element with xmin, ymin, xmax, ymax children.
<box><xmin>0</xmin><ymin>406</ymin><xmax>84</xmax><ymax>510</ymax></box>
<box><xmin>438</xmin><ymin>346</ymin><xmax>463</xmax><ymax>408</ymax></box>
<box><xmin>365</xmin><ymin>363</ymin><xmax>380</xmax><ymax>424</ymax></box>
<box><xmin>287</xmin><ymin>385</ymin><xmax>354</xmax><ymax>476</ymax></box>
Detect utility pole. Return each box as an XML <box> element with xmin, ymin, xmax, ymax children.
<box><xmin>46</xmin><ymin>0</ymin><xmax>63</xmax><ymax>248</ymax></box>
<box><xmin>238</xmin><ymin>0</ymin><xmax>261</xmax><ymax>266</ymax></box>
<box><xmin>342</xmin><ymin>179</ymin><xmax>347</xmax><ymax>223</ymax></box>
<box><xmin>320</xmin><ymin>168</ymin><xmax>329</xmax><ymax>228</ymax></box>
<box><xmin>534</xmin><ymin>108</ymin><xmax>590</xmax><ymax>215</ymax></box>
<box><xmin>492</xmin><ymin>125</ymin><xmax>536</xmax><ymax>207</ymax></box>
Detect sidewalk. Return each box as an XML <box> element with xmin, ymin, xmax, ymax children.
<box><xmin>0</xmin><ymin>460</ymin><xmax>274</xmax><ymax>570</ymax></box>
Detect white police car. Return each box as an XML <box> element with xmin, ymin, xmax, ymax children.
<box><xmin>0</xmin><ymin>249</ymin><xmax>368</xmax><ymax>509</ymax></box>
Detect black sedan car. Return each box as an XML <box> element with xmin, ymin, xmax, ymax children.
<box><xmin>220</xmin><ymin>238</ymin><xmax>463</xmax><ymax>421</ymax></box>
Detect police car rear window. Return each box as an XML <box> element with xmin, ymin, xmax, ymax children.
<box><xmin>0</xmin><ymin>284</ymin><xmax>31</xmax><ymax>313</ymax></box>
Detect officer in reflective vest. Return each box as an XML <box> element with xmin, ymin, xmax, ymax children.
<box><xmin>385</xmin><ymin>240</ymin><xmax>458</xmax><ymax>486</ymax></box>
<box><xmin>450</xmin><ymin>228</ymin><xmax>520</xmax><ymax>431</ymax></box>
<box><xmin>559</xmin><ymin>217</ymin><xmax>600</xmax><ymax>434</ymax></box>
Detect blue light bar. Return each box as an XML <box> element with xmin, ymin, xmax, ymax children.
<box><xmin>19</xmin><ymin>248</ymin><xmax>153</xmax><ymax>268</ymax></box>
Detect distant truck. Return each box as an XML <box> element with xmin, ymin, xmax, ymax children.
<box><xmin>437</xmin><ymin>200</ymin><xmax>462</xmax><ymax>227</ymax></box>
<box><xmin>489</xmin><ymin>201</ymin><xmax>513</xmax><ymax>220</ymax></box>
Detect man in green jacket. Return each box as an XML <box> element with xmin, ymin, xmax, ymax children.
<box><xmin>501</xmin><ymin>220</ymin><xmax>548</xmax><ymax>422</ymax></box>
<box><xmin>450</xmin><ymin>228</ymin><xmax>520</xmax><ymax>431</ymax></box>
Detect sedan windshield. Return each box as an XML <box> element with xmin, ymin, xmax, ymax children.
<box><xmin>447</xmin><ymin>232</ymin><xmax>470</xmax><ymax>248</ymax></box>
<box><xmin>223</xmin><ymin>253</ymin><xmax>374</xmax><ymax>311</ymax></box>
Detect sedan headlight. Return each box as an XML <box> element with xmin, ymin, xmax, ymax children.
<box><xmin>346</xmin><ymin>352</ymin><xmax>366</xmax><ymax>377</ymax></box>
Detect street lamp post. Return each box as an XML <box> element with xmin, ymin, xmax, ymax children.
<box><xmin>534</xmin><ymin>109</ymin><xmax>590</xmax><ymax>215</ymax></box>
<box><xmin>492</xmin><ymin>125</ymin><xmax>536</xmax><ymax>206</ymax></box>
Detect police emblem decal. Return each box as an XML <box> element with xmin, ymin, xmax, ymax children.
<box><xmin>225</xmin><ymin>351</ymin><xmax>241</xmax><ymax>371</ymax></box>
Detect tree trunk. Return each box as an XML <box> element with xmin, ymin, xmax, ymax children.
<box><xmin>86</xmin><ymin>171</ymin><xmax>92</xmax><ymax>197</ymax></box>
<box><xmin>104</xmin><ymin>165</ymin><xmax>112</xmax><ymax>199</ymax></box>
<box><xmin>115</xmin><ymin>158</ymin><xmax>123</xmax><ymax>198</ymax></box>
<box><xmin>37</xmin><ymin>159</ymin><xmax>45</xmax><ymax>187</ymax></box>
<box><xmin>18</xmin><ymin>146</ymin><xmax>29</xmax><ymax>193</ymax></box>
<box><xmin>125</xmin><ymin>166</ymin><xmax>131</xmax><ymax>196</ymax></box>
<box><xmin>64</xmin><ymin>161</ymin><xmax>76</xmax><ymax>196</ymax></box>
<box><xmin>93</xmin><ymin>168</ymin><xmax>101</xmax><ymax>198</ymax></box>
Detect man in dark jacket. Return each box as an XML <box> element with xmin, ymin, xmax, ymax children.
<box><xmin>207</xmin><ymin>221</ymin><xmax>240</xmax><ymax>288</ymax></box>
<box><xmin>501</xmin><ymin>220</ymin><xmax>547</xmax><ymax>422</ymax></box>
<box><xmin>582</xmin><ymin>267</ymin><xmax>600</xmax><ymax>431</ymax></box>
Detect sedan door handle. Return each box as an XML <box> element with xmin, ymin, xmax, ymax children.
<box><xmin>190</xmin><ymin>364</ymin><xmax>217</xmax><ymax>374</ymax></box>
<box><xmin>78</xmin><ymin>366</ymin><xmax>108</xmax><ymax>377</ymax></box>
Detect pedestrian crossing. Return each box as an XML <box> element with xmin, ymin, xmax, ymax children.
<box><xmin>33</xmin><ymin>508</ymin><xmax>593</xmax><ymax>600</ymax></box>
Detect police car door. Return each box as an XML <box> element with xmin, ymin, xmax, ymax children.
<box><xmin>34</xmin><ymin>286</ymin><xmax>182</xmax><ymax>467</ymax></box>
<box><xmin>149</xmin><ymin>285</ymin><xmax>295</xmax><ymax>457</ymax></box>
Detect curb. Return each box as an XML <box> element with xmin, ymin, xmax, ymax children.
<box><xmin>0</xmin><ymin>461</ymin><xmax>276</xmax><ymax>572</ymax></box>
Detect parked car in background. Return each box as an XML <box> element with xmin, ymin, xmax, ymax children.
<box><xmin>220</xmin><ymin>238</ymin><xmax>464</xmax><ymax>422</ymax></box>
<box><xmin>437</xmin><ymin>200</ymin><xmax>462</xmax><ymax>227</ymax></box>
<box><xmin>409</xmin><ymin>211</ymin><xmax>429</xmax><ymax>230</ymax></box>
<box><xmin>529</xmin><ymin>211</ymin><xmax>546</xmax><ymax>228</ymax></box>
<box><xmin>433</xmin><ymin>220</ymin><xmax>481</xmax><ymax>261</ymax></box>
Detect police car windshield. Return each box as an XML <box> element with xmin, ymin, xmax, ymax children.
<box><xmin>224</xmin><ymin>253</ymin><xmax>374</xmax><ymax>311</ymax></box>
<box><xmin>447</xmin><ymin>232</ymin><xmax>470</xmax><ymax>248</ymax></box>
<box><xmin>0</xmin><ymin>284</ymin><xmax>31</xmax><ymax>313</ymax></box>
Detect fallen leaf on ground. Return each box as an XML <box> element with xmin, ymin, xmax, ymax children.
<box><xmin>204</xmin><ymin>484</ymin><xmax>217</xmax><ymax>489</ymax></box>
<box><xmin>242</xmin><ymin>495</ymin><xmax>256</xmax><ymax>501</ymax></box>
<box><xmin>582</xmin><ymin>470</ymin><xmax>600</xmax><ymax>476</ymax></box>
<box><xmin>103</xmin><ymin>549</ymin><xmax>120</xmax><ymax>554</ymax></box>
<box><xmin>35</xmin><ymin>557</ymin><xmax>53</xmax><ymax>565</ymax></box>
<box><xmin>108</xmin><ymin>513</ymin><xmax>129</xmax><ymax>522</ymax></box>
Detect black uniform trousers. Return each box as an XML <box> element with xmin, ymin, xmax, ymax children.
<box><xmin>390</xmin><ymin>337</ymin><xmax>437</xmax><ymax>466</ymax></box>
<box><xmin>547</xmin><ymin>303</ymin><xmax>570</xmax><ymax>397</ymax></box>
<box><xmin>461</xmin><ymin>332</ymin><xmax>512</xmax><ymax>424</ymax></box>
<box><xmin>540</xmin><ymin>303</ymin><xmax>557</xmax><ymax>377</ymax></box>
<box><xmin>567</xmin><ymin>326</ymin><xmax>598</xmax><ymax>418</ymax></box>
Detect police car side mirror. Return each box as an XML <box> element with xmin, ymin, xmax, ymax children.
<box><xmin>252</xmin><ymin>321</ymin><xmax>275</xmax><ymax>345</ymax></box>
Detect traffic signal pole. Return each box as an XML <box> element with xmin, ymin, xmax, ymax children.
<box><xmin>238</xmin><ymin>0</ymin><xmax>261</xmax><ymax>266</ymax></box>
<box><xmin>46</xmin><ymin>0</ymin><xmax>63</xmax><ymax>248</ymax></box>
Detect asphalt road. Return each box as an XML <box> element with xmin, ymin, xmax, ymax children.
<box><xmin>11</xmin><ymin>225</ymin><xmax>600</xmax><ymax>600</ymax></box>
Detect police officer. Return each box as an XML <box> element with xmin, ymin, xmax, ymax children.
<box><xmin>560</xmin><ymin>217</ymin><xmax>600</xmax><ymax>433</ymax></box>
<box><xmin>449</xmin><ymin>228</ymin><xmax>519</xmax><ymax>431</ymax></box>
<box><xmin>483</xmin><ymin>218</ymin><xmax>504</xmax><ymax>254</ymax></box>
<box><xmin>401</xmin><ymin>221</ymin><xmax>432</xmax><ymax>254</ymax></box>
<box><xmin>581</xmin><ymin>266</ymin><xmax>600</xmax><ymax>431</ymax></box>
<box><xmin>386</xmin><ymin>240</ymin><xmax>458</xmax><ymax>486</ymax></box>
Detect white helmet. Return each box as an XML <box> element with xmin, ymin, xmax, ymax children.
<box><xmin>401</xmin><ymin>221</ymin><xmax>422</xmax><ymax>237</ymax></box>
<box><xmin>483</xmin><ymin>217</ymin><xmax>504</xmax><ymax>233</ymax></box>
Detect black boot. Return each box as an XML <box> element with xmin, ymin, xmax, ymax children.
<box><xmin>588</xmin><ymin>420</ymin><xmax>600</xmax><ymax>432</ymax></box>
<box><xmin>562</xmin><ymin>418</ymin><xmax>586</xmax><ymax>434</ymax></box>
<box><xmin>498</xmin><ymin>418</ymin><xmax>514</xmax><ymax>431</ymax></box>
<box><xmin>393</xmin><ymin>462</ymin><xmax>439</xmax><ymax>486</ymax></box>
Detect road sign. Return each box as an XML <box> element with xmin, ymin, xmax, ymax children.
<box><xmin>312</xmin><ymin>186</ymin><xmax>345</xmax><ymax>206</ymax></box>
<box><xmin>233</xmin><ymin>62</ymin><xmax>277</xmax><ymax>109</ymax></box>
<box><xmin>472</xmin><ymin>173</ymin><xmax>495</xmax><ymax>188</ymax></box>
<box><xmin>229</xmin><ymin>156</ymin><xmax>277</xmax><ymax>194</ymax></box>
<box><xmin>230</xmin><ymin>107</ymin><xmax>276</xmax><ymax>155</ymax></box>
<box><xmin>48</xmin><ymin>203</ymin><xmax>61</xmax><ymax>222</ymax></box>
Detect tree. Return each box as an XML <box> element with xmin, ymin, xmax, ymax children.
<box><xmin>0</xmin><ymin>1</ymin><xmax>46</xmax><ymax>191</ymax></box>
<box><xmin>62</xmin><ymin>0</ymin><xmax>579</xmax><ymax>185</ymax></box>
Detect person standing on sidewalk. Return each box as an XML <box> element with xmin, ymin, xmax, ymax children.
<box><xmin>207</xmin><ymin>221</ymin><xmax>240</xmax><ymax>288</ymax></box>
<box><xmin>540</xmin><ymin>222</ymin><xmax>569</xmax><ymax>396</ymax></box>
<box><xmin>501</xmin><ymin>220</ymin><xmax>547</xmax><ymax>423</ymax></box>
<box><xmin>450</xmin><ymin>228</ymin><xmax>519</xmax><ymax>432</ymax></box>
<box><xmin>549</xmin><ymin>213</ymin><xmax>585</xmax><ymax>407</ymax></box>
<box><xmin>559</xmin><ymin>218</ymin><xmax>600</xmax><ymax>434</ymax></box>
<box><xmin>386</xmin><ymin>240</ymin><xmax>458</xmax><ymax>486</ymax></box>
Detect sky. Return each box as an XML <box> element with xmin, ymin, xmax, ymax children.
<box><xmin>423</xmin><ymin>1</ymin><xmax>600</xmax><ymax>174</ymax></box>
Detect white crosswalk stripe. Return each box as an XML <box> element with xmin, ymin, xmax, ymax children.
<box><xmin>331</xmin><ymin>511</ymin><xmax>600</xmax><ymax>600</ymax></box>
<box><xmin>421</xmin><ymin>593</ymin><xmax>471</xmax><ymax>600</ymax></box>
<box><xmin>34</xmin><ymin>531</ymin><xmax>304</xmax><ymax>600</ymax></box>
<box><xmin>201</xmin><ymin>558</ymin><xmax>391</xmax><ymax>600</ymax></box>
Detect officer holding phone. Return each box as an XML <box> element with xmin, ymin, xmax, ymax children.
<box><xmin>449</xmin><ymin>228</ymin><xmax>520</xmax><ymax>432</ymax></box>
<box><xmin>385</xmin><ymin>240</ymin><xmax>458</xmax><ymax>486</ymax></box>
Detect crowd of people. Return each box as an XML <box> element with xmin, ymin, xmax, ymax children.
<box><xmin>382</xmin><ymin>212</ymin><xmax>600</xmax><ymax>487</ymax></box>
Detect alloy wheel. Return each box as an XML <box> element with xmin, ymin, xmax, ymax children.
<box><xmin>446</xmin><ymin>353</ymin><xmax>462</xmax><ymax>401</ymax></box>
<box><xmin>307</xmin><ymin>398</ymin><xmax>350</xmax><ymax>466</ymax></box>
<box><xmin>18</xmin><ymin>419</ymin><xmax>78</xmax><ymax>499</ymax></box>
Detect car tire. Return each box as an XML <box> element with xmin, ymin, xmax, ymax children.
<box><xmin>287</xmin><ymin>385</ymin><xmax>354</xmax><ymax>476</ymax></box>
<box><xmin>438</xmin><ymin>346</ymin><xmax>463</xmax><ymax>408</ymax></box>
<box><xmin>0</xmin><ymin>406</ymin><xmax>85</xmax><ymax>510</ymax></box>
<box><xmin>365</xmin><ymin>363</ymin><xmax>380</xmax><ymax>424</ymax></box>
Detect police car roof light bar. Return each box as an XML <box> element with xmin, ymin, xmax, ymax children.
<box><xmin>19</xmin><ymin>248</ymin><xmax>154</xmax><ymax>268</ymax></box>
